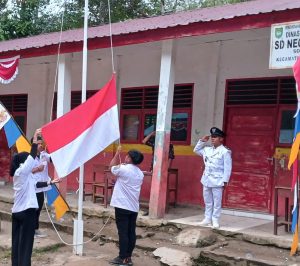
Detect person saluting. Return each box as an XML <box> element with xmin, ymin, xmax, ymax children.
<box><xmin>194</xmin><ymin>127</ymin><xmax>232</xmax><ymax>229</ymax></box>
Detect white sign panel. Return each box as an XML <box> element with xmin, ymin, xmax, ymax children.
<box><xmin>269</xmin><ymin>21</ymin><xmax>300</xmax><ymax>69</ymax></box>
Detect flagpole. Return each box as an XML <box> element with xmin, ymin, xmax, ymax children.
<box><xmin>73</xmin><ymin>0</ymin><xmax>88</xmax><ymax>256</ymax></box>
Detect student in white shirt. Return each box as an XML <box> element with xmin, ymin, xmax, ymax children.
<box><xmin>10</xmin><ymin>129</ymin><xmax>60</xmax><ymax>266</ymax></box>
<box><xmin>32</xmin><ymin>137</ymin><xmax>51</xmax><ymax>237</ymax></box>
<box><xmin>109</xmin><ymin>147</ymin><xmax>144</xmax><ymax>266</ymax></box>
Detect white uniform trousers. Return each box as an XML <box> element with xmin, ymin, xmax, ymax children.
<box><xmin>203</xmin><ymin>186</ymin><xmax>223</xmax><ymax>223</ymax></box>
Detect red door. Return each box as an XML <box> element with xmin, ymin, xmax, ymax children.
<box><xmin>224</xmin><ymin>107</ymin><xmax>276</xmax><ymax>212</ymax></box>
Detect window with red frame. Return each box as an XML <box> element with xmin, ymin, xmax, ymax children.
<box><xmin>52</xmin><ymin>90</ymin><xmax>98</xmax><ymax>119</ymax></box>
<box><xmin>120</xmin><ymin>84</ymin><xmax>193</xmax><ymax>145</ymax></box>
<box><xmin>226</xmin><ymin>77</ymin><xmax>296</xmax><ymax>146</ymax></box>
<box><xmin>0</xmin><ymin>94</ymin><xmax>28</xmax><ymax>132</ymax></box>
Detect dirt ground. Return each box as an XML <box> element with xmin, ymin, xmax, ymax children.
<box><xmin>1</xmin><ymin>200</ymin><xmax>300</xmax><ymax>266</ymax></box>
<box><xmin>0</xmin><ymin>219</ymin><xmax>162</xmax><ymax>266</ymax></box>
<box><xmin>0</xmin><ymin>199</ymin><xmax>179</xmax><ymax>266</ymax></box>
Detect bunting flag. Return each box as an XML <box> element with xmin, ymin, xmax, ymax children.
<box><xmin>41</xmin><ymin>75</ymin><xmax>120</xmax><ymax>177</ymax></box>
<box><xmin>290</xmin><ymin>56</ymin><xmax>300</xmax><ymax>256</ymax></box>
<box><xmin>291</xmin><ymin>182</ymin><xmax>299</xmax><ymax>256</ymax></box>
<box><xmin>0</xmin><ymin>56</ymin><xmax>20</xmax><ymax>84</ymax></box>
<box><xmin>288</xmin><ymin>56</ymin><xmax>300</xmax><ymax>170</ymax></box>
<box><xmin>0</xmin><ymin>102</ymin><xmax>31</xmax><ymax>152</ymax></box>
<box><xmin>292</xmin><ymin>56</ymin><xmax>300</xmax><ymax>119</ymax></box>
<box><xmin>46</xmin><ymin>184</ymin><xmax>69</xmax><ymax>220</ymax></box>
<box><xmin>291</xmin><ymin>225</ymin><xmax>299</xmax><ymax>256</ymax></box>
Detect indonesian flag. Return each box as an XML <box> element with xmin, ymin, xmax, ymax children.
<box><xmin>0</xmin><ymin>56</ymin><xmax>20</xmax><ymax>84</ymax></box>
<box><xmin>42</xmin><ymin>75</ymin><xmax>120</xmax><ymax>177</ymax></box>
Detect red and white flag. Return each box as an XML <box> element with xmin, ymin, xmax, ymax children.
<box><xmin>42</xmin><ymin>75</ymin><xmax>120</xmax><ymax>177</ymax></box>
<box><xmin>0</xmin><ymin>56</ymin><xmax>20</xmax><ymax>84</ymax></box>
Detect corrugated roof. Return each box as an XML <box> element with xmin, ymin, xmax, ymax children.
<box><xmin>0</xmin><ymin>0</ymin><xmax>299</xmax><ymax>54</ymax></box>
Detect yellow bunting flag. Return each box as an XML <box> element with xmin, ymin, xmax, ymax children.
<box><xmin>288</xmin><ymin>133</ymin><xmax>300</xmax><ymax>169</ymax></box>
<box><xmin>291</xmin><ymin>225</ymin><xmax>299</xmax><ymax>255</ymax></box>
<box><xmin>16</xmin><ymin>135</ymin><xmax>31</xmax><ymax>153</ymax></box>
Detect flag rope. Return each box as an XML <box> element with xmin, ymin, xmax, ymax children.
<box><xmin>49</xmin><ymin>0</ymin><xmax>66</xmax><ymax>123</ymax></box>
<box><xmin>107</xmin><ymin>0</ymin><xmax>115</xmax><ymax>74</ymax></box>
<box><xmin>107</xmin><ymin>0</ymin><xmax>122</xmax><ymax>161</ymax></box>
<box><xmin>44</xmin><ymin>193</ymin><xmax>112</xmax><ymax>246</ymax></box>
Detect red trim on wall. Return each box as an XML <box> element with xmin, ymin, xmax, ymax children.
<box><xmin>1</xmin><ymin>9</ymin><xmax>299</xmax><ymax>59</ymax></box>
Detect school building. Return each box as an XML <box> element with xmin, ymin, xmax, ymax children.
<box><xmin>0</xmin><ymin>0</ymin><xmax>299</xmax><ymax>217</ymax></box>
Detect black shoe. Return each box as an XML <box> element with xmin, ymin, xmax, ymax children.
<box><xmin>127</xmin><ymin>257</ymin><xmax>133</xmax><ymax>266</ymax></box>
<box><xmin>109</xmin><ymin>256</ymin><xmax>132</xmax><ymax>266</ymax></box>
<box><xmin>109</xmin><ymin>256</ymin><xmax>123</xmax><ymax>265</ymax></box>
<box><xmin>118</xmin><ymin>258</ymin><xmax>130</xmax><ymax>266</ymax></box>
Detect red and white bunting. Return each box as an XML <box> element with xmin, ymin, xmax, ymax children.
<box><xmin>0</xmin><ymin>56</ymin><xmax>20</xmax><ymax>84</ymax></box>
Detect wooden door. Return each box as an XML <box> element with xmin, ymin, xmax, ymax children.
<box><xmin>224</xmin><ymin>107</ymin><xmax>276</xmax><ymax>212</ymax></box>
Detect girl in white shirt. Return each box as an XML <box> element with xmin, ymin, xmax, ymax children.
<box><xmin>10</xmin><ymin>129</ymin><xmax>59</xmax><ymax>266</ymax></box>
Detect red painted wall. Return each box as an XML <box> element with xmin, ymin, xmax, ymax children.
<box><xmin>33</xmin><ymin>149</ymin><xmax>292</xmax><ymax>215</ymax></box>
<box><xmin>48</xmin><ymin>151</ymin><xmax>204</xmax><ymax>207</ymax></box>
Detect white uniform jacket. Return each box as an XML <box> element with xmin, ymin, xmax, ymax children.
<box><xmin>34</xmin><ymin>151</ymin><xmax>51</xmax><ymax>193</ymax></box>
<box><xmin>110</xmin><ymin>164</ymin><xmax>144</xmax><ymax>213</ymax></box>
<box><xmin>12</xmin><ymin>155</ymin><xmax>39</xmax><ymax>213</ymax></box>
<box><xmin>194</xmin><ymin>140</ymin><xmax>232</xmax><ymax>187</ymax></box>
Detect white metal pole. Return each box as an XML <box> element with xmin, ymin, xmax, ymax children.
<box><xmin>73</xmin><ymin>0</ymin><xmax>88</xmax><ymax>256</ymax></box>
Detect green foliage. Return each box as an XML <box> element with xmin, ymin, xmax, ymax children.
<box><xmin>0</xmin><ymin>0</ymin><xmax>9</xmax><ymax>40</ymax></box>
<box><xmin>147</xmin><ymin>0</ymin><xmax>202</xmax><ymax>14</ymax></box>
<box><xmin>0</xmin><ymin>0</ymin><xmax>251</xmax><ymax>40</ymax></box>
<box><xmin>0</xmin><ymin>0</ymin><xmax>54</xmax><ymax>40</ymax></box>
<box><xmin>59</xmin><ymin>0</ymin><xmax>152</xmax><ymax>30</ymax></box>
<box><xmin>200</xmin><ymin>0</ymin><xmax>250</xmax><ymax>8</ymax></box>
<box><xmin>148</xmin><ymin>0</ymin><xmax>251</xmax><ymax>13</ymax></box>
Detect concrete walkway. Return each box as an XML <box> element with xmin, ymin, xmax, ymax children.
<box><xmin>0</xmin><ymin>184</ymin><xmax>296</xmax><ymax>250</ymax></box>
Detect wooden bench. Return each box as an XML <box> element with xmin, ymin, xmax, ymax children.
<box><xmin>273</xmin><ymin>186</ymin><xmax>293</xmax><ymax>235</ymax></box>
<box><xmin>142</xmin><ymin>168</ymin><xmax>179</xmax><ymax>211</ymax></box>
<box><xmin>92</xmin><ymin>166</ymin><xmax>114</xmax><ymax>208</ymax></box>
<box><xmin>167</xmin><ymin>168</ymin><xmax>179</xmax><ymax>208</ymax></box>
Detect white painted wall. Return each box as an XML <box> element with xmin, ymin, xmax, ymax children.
<box><xmin>214</xmin><ymin>28</ymin><xmax>292</xmax><ymax>130</ymax></box>
<box><xmin>0</xmin><ymin>27</ymin><xmax>294</xmax><ymax>145</ymax></box>
<box><xmin>0</xmin><ymin>57</ymin><xmax>55</xmax><ymax>138</ymax></box>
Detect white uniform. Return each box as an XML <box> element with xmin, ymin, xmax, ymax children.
<box><xmin>194</xmin><ymin>140</ymin><xmax>232</xmax><ymax>223</ymax></box>
<box><xmin>34</xmin><ymin>151</ymin><xmax>51</xmax><ymax>193</ymax></box>
<box><xmin>12</xmin><ymin>156</ymin><xmax>39</xmax><ymax>213</ymax></box>
<box><xmin>110</xmin><ymin>164</ymin><xmax>144</xmax><ymax>213</ymax></box>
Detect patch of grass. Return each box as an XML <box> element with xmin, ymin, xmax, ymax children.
<box><xmin>0</xmin><ymin>250</ymin><xmax>11</xmax><ymax>260</ymax></box>
<box><xmin>32</xmin><ymin>243</ymin><xmax>65</xmax><ymax>257</ymax></box>
<box><xmin>0</xmin><ymin>243</ymin><xmax>64</xmax><ymax>264</ymax></box>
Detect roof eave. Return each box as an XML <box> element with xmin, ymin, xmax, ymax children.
<box><xmin>1</xmin><ymin>8</ymin><xmax>299</xmax><ymax>59</ymax></box>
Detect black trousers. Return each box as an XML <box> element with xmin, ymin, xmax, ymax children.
<box><xmin>35</xmin><ymin>192</ymin><xmax>44</xmax><ymax>230</ymax></box>
<box><xmin>12</xmin><ymin>208</ymin><xmax>36</xmax><ymax>266</ymax></box>
<box><xmin>115</xmin><ymin>207</ymin><xmax>138</xmax><ymax>259</ymax></box>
